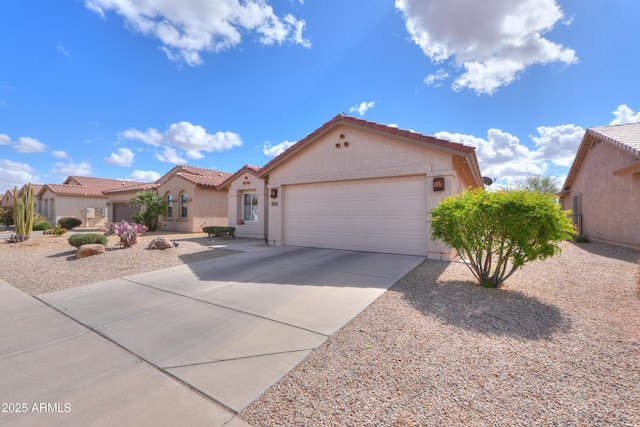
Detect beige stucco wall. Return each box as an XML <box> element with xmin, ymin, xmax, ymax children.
<box><xmin>39</xmin><ymin>188</ymin><xmax>109</xmax><ymax>228</ymax></box>
<box><xmin>157</xmin><ymin>177</ymin><xmax>228</xmax><ymax>233</ymax></box>
<box><xmin>562</xmin><ymin>141</ymin><xmax>640</xmax><ymax>248</ymax></box>
<box><xmin>265</xmin><ymin>125</ymin><xmax>466</xmax><ymax>259</ymax></box>
<box><xmin>226</xmin><ymin>171</ymin><xmax>268</xmax><ymax>239</ymax></box>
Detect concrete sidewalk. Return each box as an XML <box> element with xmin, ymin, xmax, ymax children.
<box><xmin>0</xmin><ymin>279</ymin><xmax>243</xmax><ymax>427</ymax></box>
<box><xmin>2</xmin><ymin>244</ymin><xmax>423</xmax><ymax>426</ymax></box>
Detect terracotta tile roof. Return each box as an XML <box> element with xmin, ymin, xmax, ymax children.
<box><xmin>175</xmin><ymin>170</ymin><xmax>232</xmax><ymax>188</ymax></box>
<box><xmin>219</xmin><ymin>164</ymin><xmax>262</xmax><ymax>189</ymax></box>
<box><xmin>63</xmin><ymin>176</ymin><xmax>148</xmax><ymax>194</ymax></box>
<box><xmin>155</xmin><ymin>165</ymin><xmax>232</xmax><ymax>189</ymax></box>
<box><xmin>40</xmin><ymin>183</ymin><xmax>109</xmax><ymax>198</ymax></box>
<box><xmin>561</xmin><ymin>122</ymin><xmax>640</xmax><ymax>192</ymax></box>
<box><xmin>258</xmin><ymin>113</ymin><xmax>476</xmax><ymax>177</ymax></box>
<box><xmin>102</xmin><ymin>182</ymin><xmax>160</xmax><ymax>195</ymax></box>
<box><xmin>40</xmin><ymin>177</ymin><xmax>149</xmax><ymax>197</ymax></box>
<box><xmin>588</xmin><ymin>122</ymin><xmax>640</xmax><ymax>157</ymax></box>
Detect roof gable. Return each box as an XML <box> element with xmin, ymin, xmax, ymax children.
<box><xmin>156</xmin><ymin>165</ymin><xmax>232</xmax><ymax>189</ymax></box>
<box><xmin>258</xmin><ymin>114</ymin><xmax>477</xmax><ymax>178</ymax></box>
<box><xmin>561</xmin><ymin>122</ymin><xmax>640</xmax><ymax>192</ymax></box>
<box><xmin>257</xmin><ymin>114</ymin><xmax>482</xmax><ymax>187</ymax></box>
<box><xmin>219</xmin><ymin>164</ymin><xmax>261</xmax><ymax>189</ymax></box>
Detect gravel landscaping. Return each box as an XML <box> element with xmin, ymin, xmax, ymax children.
<box><xmin>1</xmin><ymin>231</ymin><xmax>638</xmax><ymax>425</ymax></box>
<box><xmin>0</xmin><ymin>230</ymin><xmax>244</xmax><ymax>295</ymax></box>
<box><xmin>241</xmin><ymin>241</ymin><xmax>640</xmax><ymax>426</ymax></box>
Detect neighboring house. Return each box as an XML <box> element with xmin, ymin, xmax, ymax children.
<box><xmin>558</xmin><ymin>122</ymin><xmax>640</xmax><ymax>249</ymax></box>
<box><xmin>226</xmin><ymin>114</ymin><xmax>483</xmax><ymax>259</ymax></box>
<box><xmin>37</xmin><ymin>176</ymin><xmax>147</xmax><ymax>228</ymax></box>
<box><xmin>103</xmin><ymin>182</ymin><xmax>159</xmax><ymax>223</ymax></box>
<box><xmin>1</xmin><ymin>189</ymin><xmax>16</xmax><ymax>209</ymax></box>
<box><xmin>1</xmin><ymin>185</ymin><xmax>43</xmax><ymax>212</ymax></box>
<box><xmin>220</xmin><ymin>165</ymin><xmax>267</xmax><ymax>239</ymax></box>
<box><xmin>156</xmin><ymin>165</ymin><xmax>232</xmax><ymax>233</ymax></box>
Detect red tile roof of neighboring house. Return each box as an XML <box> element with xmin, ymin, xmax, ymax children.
<box><xmin>218</xmin><ymin>164</ymin><xmax>262</xmax><ymax>189</ymax></box>
<box><xmin>63</xmin><ymin>176</ymin><xmax>148</xmax><ymax>194</ymax></box>
<box><xmin>258</xmin><ymin>113</ymin><xmax>477</xmax><ymax>178</ymax></box>
<box><xmin>156</xmin><ymin>165</ymin><xmax>232</xmax><ymax>189</ymax></box>
<box><xmin>40</xmin><ymin>177</ymin><xmax>149</xmax><ymax>198</ymax></box>
<box><xmin>588</xmin><ymin>123</ymin><xmax>640</xmax><ymax>157</ymax></box>
<box><xmin>102</xmin><ymin>182</ymin><xmax>160</xmax><ymax>195</ymax></box>
<box><xmin>561</xmin><ymin>122</ymin><xmax>640</xmax><ymax>193</ymax></box>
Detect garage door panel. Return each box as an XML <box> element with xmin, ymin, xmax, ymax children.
<box><xmin>284</xmin><ymin>176</ymin><xmax>427</xmax><ymax>256</ymax></box>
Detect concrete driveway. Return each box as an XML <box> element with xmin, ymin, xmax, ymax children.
<box><xmin>2</xmin><ymin>244</ymin><xmax>423</xmax><ymax>426</ymax></box>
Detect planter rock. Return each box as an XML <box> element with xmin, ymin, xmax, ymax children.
<box><xmin>76</xmin><ymin>244</ymin><xmax>106</xmax><ymax>259</ymax></box>
<box><xmin>148</xmin><ymin>237</ymin><xmax>172</xmax><ymax>250</ymax></box>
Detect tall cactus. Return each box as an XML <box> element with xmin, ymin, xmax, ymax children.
<box><xmin>11</xmin><ymin>183</ymin><xmax>35</xmax><ymax>242</ymax></box>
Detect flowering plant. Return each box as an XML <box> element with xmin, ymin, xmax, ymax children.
<box><xmin>111</xmin><ymin>220</ymin><xmax>148</xmax><ymax>247</ymax></box>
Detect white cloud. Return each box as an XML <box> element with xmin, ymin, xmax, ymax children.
<box><xmin>436</xmin><ymin>123</ymin><xmax>583</xmax><ymax>181</ymax></box>
<box><xmin>127</xmin><ymin>170</ymin><xmax>161</xmax><ymax>182</ymax></box>
<box><xmin>121</xmin><ymin>121</ymin><xmax>242</xmax><ymax>161</ymax></box>
<box><xmin>530</xmin><ymin>124</ymin><xmax>584</xmax><ymax>167</ymax></box>
<box><xmin>263</xmin><ymin>140</ymin><xmax>295</xmax><ymax>157</ymax></box>
<box><xmin>14</xmin><ymin>137</ymin><xmax>47</xmax><ymax>154</ymax></box>
<box><xmin>85</xmin><ymin>0</ymin><xmax>311</xmax><ymax>66</ymax></box>
<box><xmin>57</xmin><ymin>44</ymin><xmax>70</xmax><ymax>57</ymax></box>
<box><xmin>0</xmin><ymin>134</ymin><xmax>48</xmax><ymax>153</ymax></box>
<box><xmin>349</xmin><ymin>101</ymin><xmax>375</xmax><ymax>116</ymax></box>
<box><xmin>104</xmin><ymin>147</ymin><xmax>135</xmax><ymax>167</ymax></box>
<box><xmin>396</xmin><ymin>0</ymin><xmax>577</xmax><ymax>94</ymax></box>
<box><xmin>51</xmin><ymin>150</ymin><xmax>69</xmax><ymax>159</ymax></box>
<box><xmin>120</xmin><ymin>128</ymin><xmax>163</xmax><ymax>146</ymax></box>
<box><xmin>156</xmin><ymin>146</ymin><xmax>187</xmax><ymax>164</ymax></box>
<box><xmin>610</xmin><ymin>104</ymin><xmax>640</xmax><ymax>125</ymax></box>
<box><xmin>51</xmin><ymin>161</ymin><xmax>93</xmax><ymax>177</ymax></box>
<box><xmin>424</xmin><ymin>69</ymin><xmax>449</xmax><ymax>88</ymax></box>
<box><xmin>0</xmin><ymin>159</ymin><xmax>41</xmax><ymax>193</ymax></box>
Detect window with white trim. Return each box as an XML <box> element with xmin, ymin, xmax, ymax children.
<box><xmin>243</xmin><ymin>192</ymin><xmax>258</xmax><ymax>222</ymax></box>
<box><xmin>166</xmin><ymin>194</ymin><xmax>173</xmax><ymax>218</ymax></box>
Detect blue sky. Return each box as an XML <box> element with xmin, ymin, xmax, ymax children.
<box><xmin>1</xmin><ymin>0</ymin><xmax>639</xmax><ymax>194</ymax></box>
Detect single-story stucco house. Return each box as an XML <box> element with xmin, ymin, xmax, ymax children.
<box><xmin>103</xmin><ymin>182</ymin><xmax>160</xmax><ymax>223</ymax></box>
<box><xmin>155</xmin><ymin>165</ymin><xmax>232</xmax><ymax>233</ymax></box>
<box><xmin>2</xmin><ymin>185</ymin><xmax>43</xmax><ymax>212</ymax></box>
<box><xmin>224</xmin><ymin>114</ymin><xmax>484</xmax><ymax>260</ymax></box>
<box><xmin>37</xmin><ymin>176</ymin><xmax>149</xmax><ymax>228</ymax></box>
<box><xmin>558</xmin><ymin>122</ymin><xmax>640</xmax><ymax>249</ymax></box>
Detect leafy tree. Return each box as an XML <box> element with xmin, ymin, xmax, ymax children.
<box><xmin>517</xmin><ymin>175</ymin><xmax>560</xmax><ymax>195</ymax></box>
<box><xmin>430</xmin><ymin>188</ymin><xmax>575</xmax><ymax>288</ymax></box>
<box><xmin>129</xmin><ymin>190</ymin><xmax>167</xmax><ymax>231</ymax></box>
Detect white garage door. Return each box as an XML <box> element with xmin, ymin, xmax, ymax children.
<box><xmin>284</xmin><ymin>175</ymin><xmax>427</xmax><ymax>256</ymax></box>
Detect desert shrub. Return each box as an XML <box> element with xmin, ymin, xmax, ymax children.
<box><xmin>430</xmin><ymin>188</ymin><xmax>575</xmax><ymax>288</ymax></box>
<box><xmin>32</xmin><ymin>214</ymin><xmax>51</xmax><ymax>231</ymax></box>
<box><xmin>573</xmin><ymin>234</ymin><xmax>589</xmax><ymax>243</ymax></box>
<box><xmin>203</xmin><ymin>226</ymin><xmax>235</xmax><ymax>239</ymax></box>
<box><xmin>68</xmin><ymin>233</ymin><xmax>108</xmax><ymax>248</ymax></box>
<box><xmin>111</xmin><ymin>220</ymin><xmax>147</xmax><ymax>247</ymax></box>
<box><xmin>58</xmin><ymin>217</ymin><xmax>82</xmax><ymax>230</ymax></box>
<box><xmin>52</xmin><ymin>225</ymin><xmax>67</xmax><ymax>236</ymax></box>
<box><xmin>0</xmin><ymin>207</ymin><xmax>13</xmax><ymax>226</ymax></box>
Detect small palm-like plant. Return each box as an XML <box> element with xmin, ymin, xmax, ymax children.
<box><xmin>129</xmin><ymin>190</ymin><xmax>168</xmax><ymax>231</ymax></box>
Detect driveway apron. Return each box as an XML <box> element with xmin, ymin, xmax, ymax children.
<box><xmin>9</xmin><ymin>245</ymin><xmax>423</xmax><ymax>425</ymax></box>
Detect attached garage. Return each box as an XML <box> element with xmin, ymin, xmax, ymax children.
<box><xmin>112</xmin><ymin>202</ymin><xmax>141</xmax><ymax>223</ymax></box>
<box><xmin>284</xmin><ymin>176</ymin><xmax>427</xmax><ymax>255</ymax></box>
<box><xmin>254</xmin><ymin>114</ymin><xmax>483</xmax><ymax>260</ymax></box>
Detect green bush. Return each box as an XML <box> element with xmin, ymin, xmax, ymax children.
<box><xmin>0</xmin><ymin>207</ymin><xmax>14</xmax><ymax>226</ymax></box>
<box><xmin>58</xmin><ymin>217</ymin><xmax>82</xmax><ymax>230</ymax></box>
<box><xmin>32</xmin><ymin>214</ymin><xmax>51</xmax><ymax>231</ymax></box>
<box><xmin>68</xmin><ymin>233</ymin><xmax>108</xmax><ymax>248</ymax></box>
<box><xmin>203</xmin><ymin>226</ymin><xmax>235</xmax><ymax>239</ymax></box>
<box><xmin>430</xmin><ymin>188</ymin><xmax>575</xmax><ymax>288</ymax></box>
